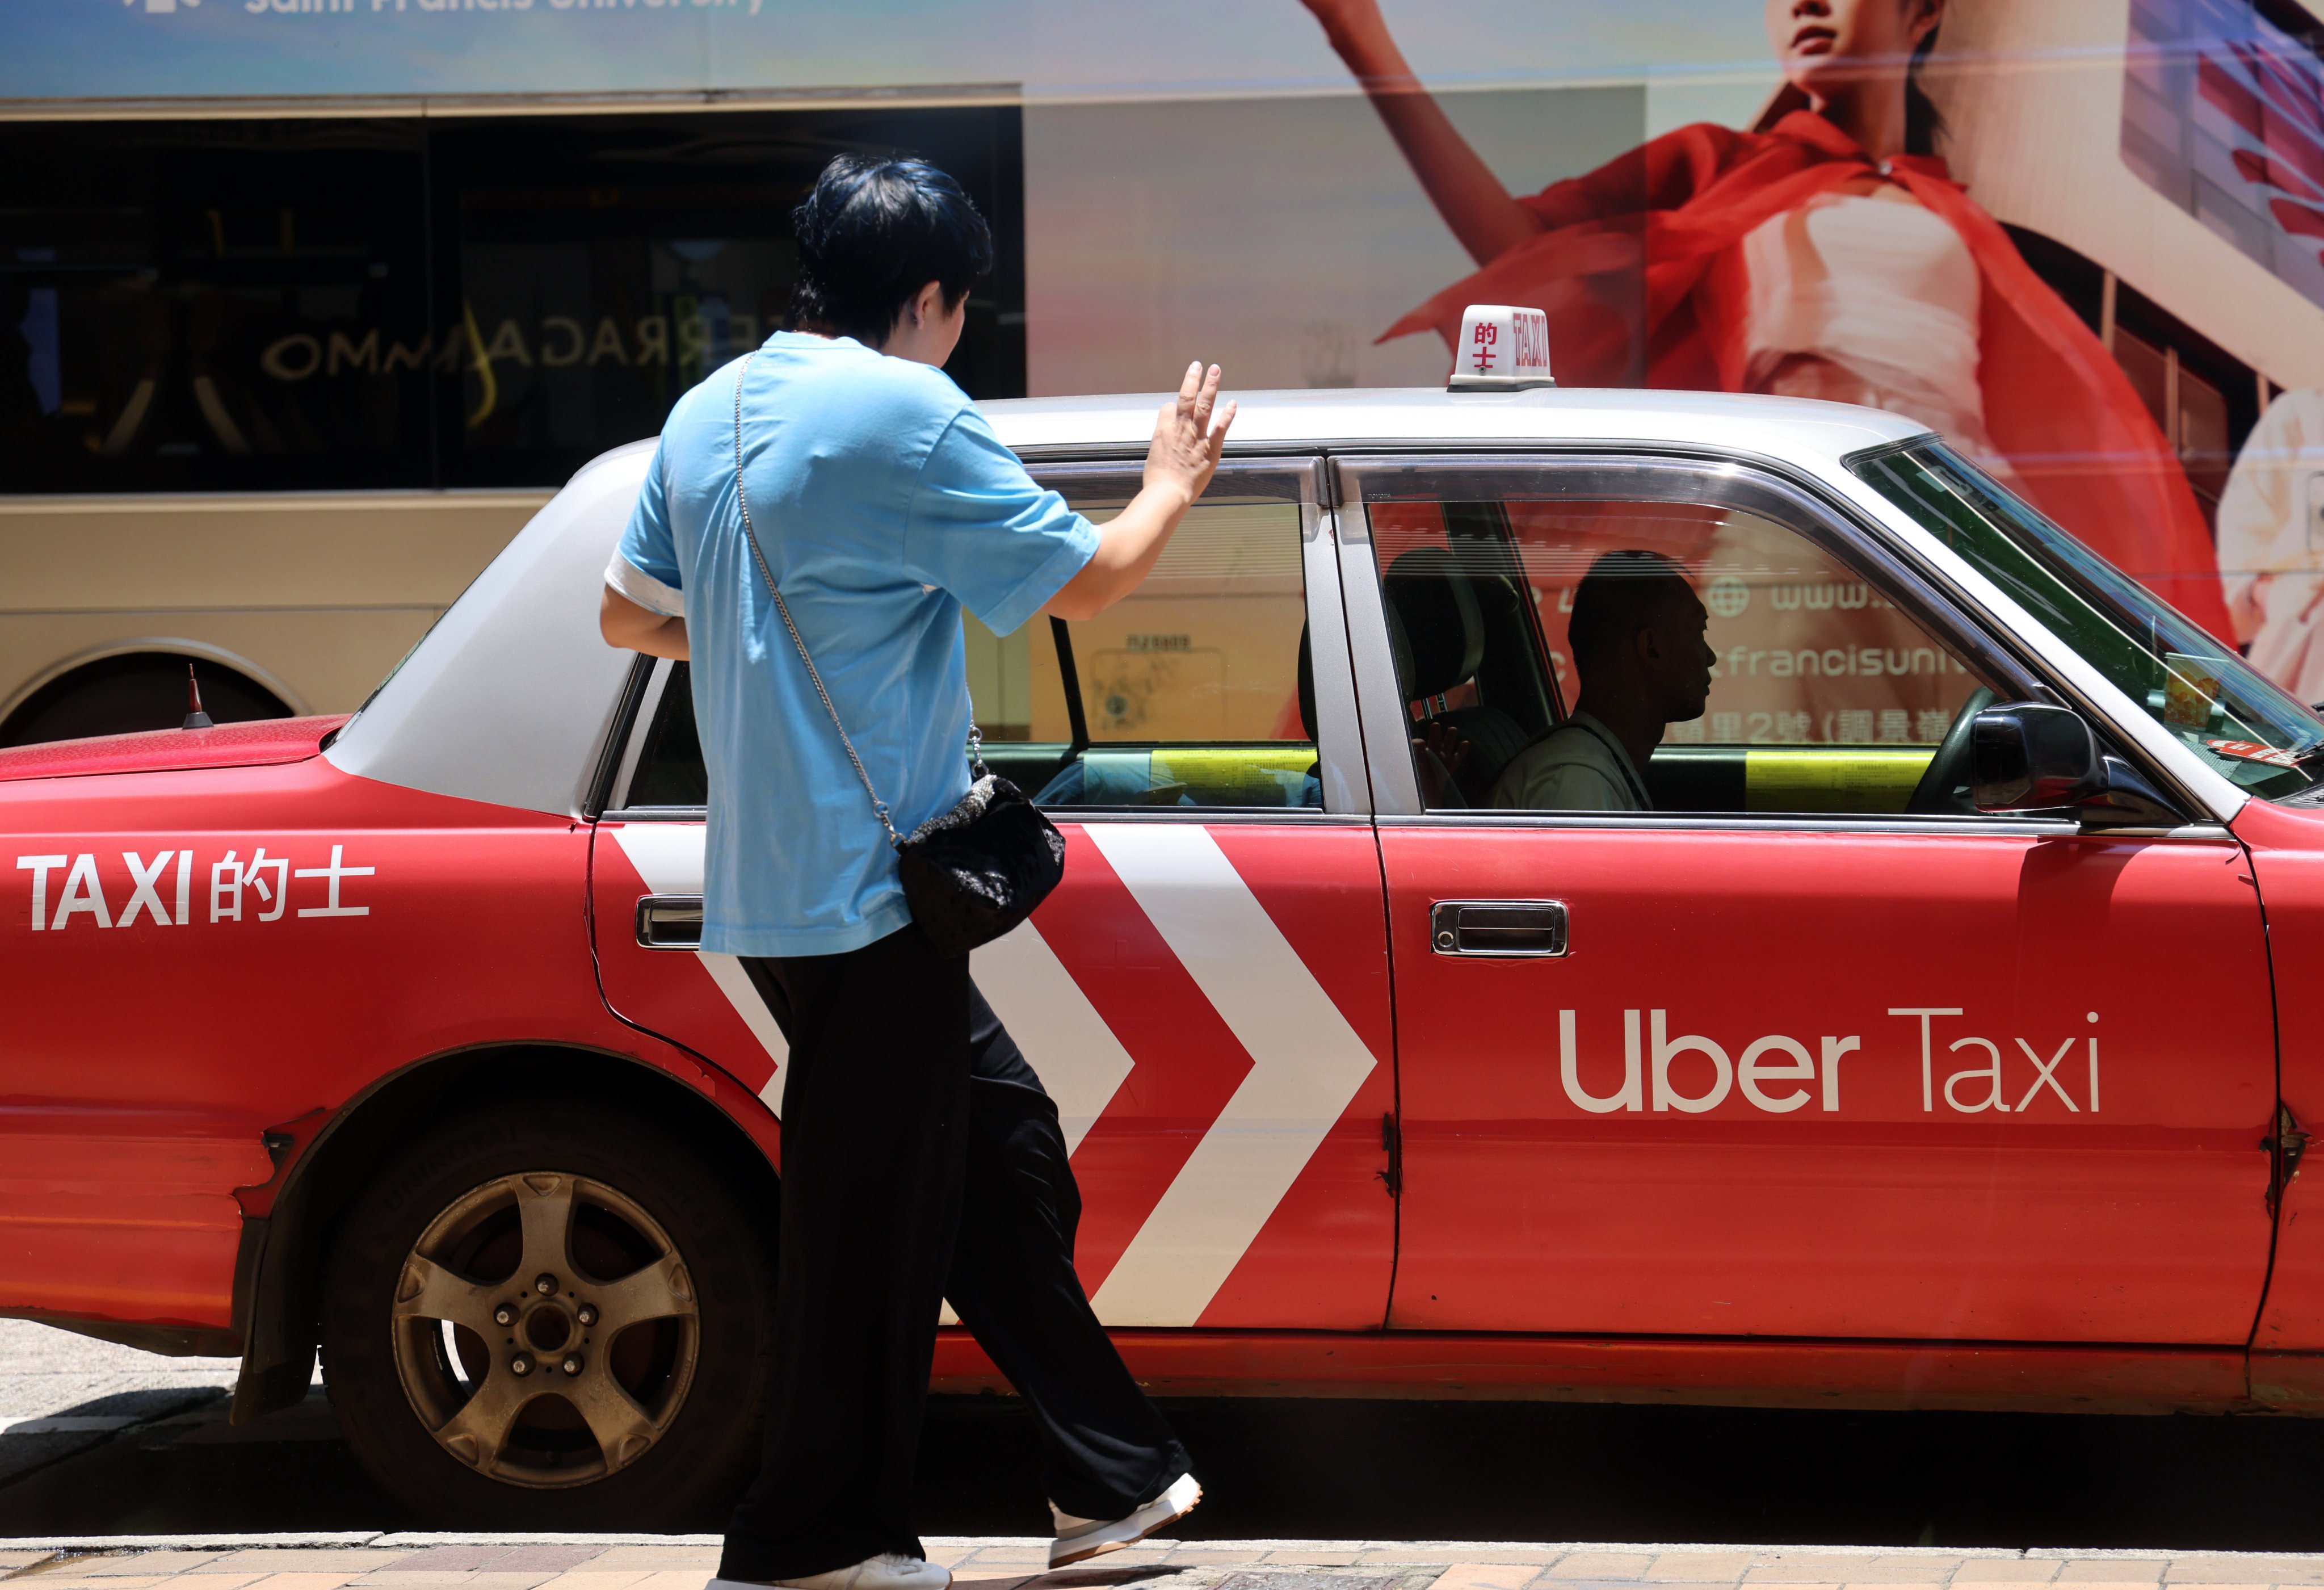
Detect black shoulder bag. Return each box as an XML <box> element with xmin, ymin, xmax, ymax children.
<box><xmin>730</xmin><ymin>354</ymin><xmax>1066</xmax><ymax>958</ymax></box>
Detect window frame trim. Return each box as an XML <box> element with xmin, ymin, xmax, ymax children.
<box><xmin>597</xmin><ymin>655</ymin><xmax>678</xmax><ymax>817</ymax></box>
<box><xmin>1370</xmin><ymin>811</ymin><xmax>2251</xmax><ymax>840</ymax></box>
<box><xmin>1331</xmin><ymin>448</ymin><xmax>2054</xmax><ymax>827</ymax></box>
<box><xmin>1840</xmin><ymin>435</ymin><xmax>2269</xmax><ymax>823</ymax></box>
<box><xmin>1016</xmin><ymin>452</ymin><xmax>1363</xmax><ymax>818</ymax></box>
<box><xmin>586</xmin><ymin>651</ymin><xmax>660</xmax><ymax>821</ymax></box>
<box><xmin>592</xmin><ymin>453</ymin><xmax>1368</xmax><ymax>824</ymax></box>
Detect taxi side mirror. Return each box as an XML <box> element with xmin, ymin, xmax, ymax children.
<box><xmin>1969</xmin><ymin>703</ymin><xmax>2102</xmax><ymax>810</ymax></box>
<box><xmin>1969</xmin><ymin>703</ymin><xmax>2182</xmax><ymax>827</ymax></box>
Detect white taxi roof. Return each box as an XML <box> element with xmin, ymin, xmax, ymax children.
<box><xmin>979</xmin><ymin>385</ymin><xmax>1928</xmax><ymax>462</ymax></box>
<box><xmin>325</xmin><ymin>386</ymin><xmax>1933</xmax><ymax>819</ymax></box>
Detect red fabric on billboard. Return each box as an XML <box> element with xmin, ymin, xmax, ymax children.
<box><xmin>1383</xmin><ymin>111</ymin><xmax>2234</xmax><ymax>641</ymax></box>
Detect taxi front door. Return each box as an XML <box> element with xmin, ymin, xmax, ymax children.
<box><xmin>1338</xmin><ymin>452</ymin><xmax>2278</xmax><ymax>1350</ymax></box>
<box><xmin>587</xmin><ymin>458</ymin><xmax>1398</xmax><ymax>1334</ymax></box>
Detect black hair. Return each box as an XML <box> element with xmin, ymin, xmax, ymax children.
<box><xmin>1905</xmin><ymin>20</ymin><xmax>1948</xmax><ymax>157</ymax></box>
<box><xmin>788</xmin><ymin>153</ymin><xmax>995</xmax><ymax>347</ymax></box>
<box><xmin>1567</xmin><ymin>549</ymin><xmax>1696</xmax><ymax>678</ymax></box>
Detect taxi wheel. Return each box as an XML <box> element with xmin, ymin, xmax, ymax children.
<box><xmin>320</xmin><ymin>1100</ymin><xmax>774</xmax><ymax>1528</ymax></box>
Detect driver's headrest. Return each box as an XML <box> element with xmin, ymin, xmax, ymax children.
<box><xmin>1384</xmin><ymin>547</ymin><xmax>1485</xmax><ymax>700</ymax></box>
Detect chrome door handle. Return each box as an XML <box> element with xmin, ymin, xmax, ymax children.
<box><xmin>1430</xmin><ymin>900</ymin><xmax>1567</xmax><ymax>957</ymax></box>
<box><xmin>634</xmin><ymin>894</ymin><xmax>704</xmax><ymax>949</ymax></box>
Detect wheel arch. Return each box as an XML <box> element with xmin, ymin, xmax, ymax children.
<box><xmin>0</xmin><ymin>639</ymin><xmax>306</xmax><ymax>733</ymax></box>
<box><xmin>231</xmin><ymin>1041</ymin><xmax>779</xmax><ymax>1424</ymax></box>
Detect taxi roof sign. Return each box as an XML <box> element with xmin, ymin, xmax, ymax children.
<box><xmin>1449</xmin><ymin>303</ymin><xmax>1555</xmax><ymax>392</ymax></box>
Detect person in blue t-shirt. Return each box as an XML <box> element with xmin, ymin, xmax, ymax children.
<box><xmin>600</xmin><ymin>155</ymin><xmax>1233</xmax><ymax>1590</ymax></box>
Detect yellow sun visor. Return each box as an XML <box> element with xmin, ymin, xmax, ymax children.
<box><xmin>1448</xmin><ymin>304</ymin><xmax>1556</xmax><ymax>392</ymax></box>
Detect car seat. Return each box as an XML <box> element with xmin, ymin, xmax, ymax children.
<box><xmin>1382</xmin><ymin>548</ymin><xmax>1537</xmax><ymax>803</ymax></box>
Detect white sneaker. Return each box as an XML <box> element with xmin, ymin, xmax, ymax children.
<box><xmin>711</xmin><ymin>1555</ymin><xmax>952</xmax><ymax>1590</ymax></box>
<box><xmin>1048</xmin><ymin>1471</ymin><xmax>1203</xmax><ymax>1568</ymax></box>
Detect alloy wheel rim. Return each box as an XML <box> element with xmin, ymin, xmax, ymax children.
<box><xmin>389</xmin><ymin>1171</ymin><xmax>700</xmax><ymax>1488</ymax></box>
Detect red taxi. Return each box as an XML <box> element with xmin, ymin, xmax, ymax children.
<box><xmin>8</xmin><ymin>367</ymin><xmax>2324</xmax><ymax>1526</ymax></box>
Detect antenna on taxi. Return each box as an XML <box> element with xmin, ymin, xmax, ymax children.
<box><xmin>183</xmin><ymin>664</ymin><xmax>213</xmax><ymax>731</ymax></box>
<box><xmin>1448</xmin><ymin>304</ymin><xmax>1556</xmax><ymax>392</ymax></box>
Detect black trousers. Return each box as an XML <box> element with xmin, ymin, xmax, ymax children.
<box><xmin>719</xmin><ymin>924</ymin><xmax>1189</xmax><ymax>1583</ymax></box>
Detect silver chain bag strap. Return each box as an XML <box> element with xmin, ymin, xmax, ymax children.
<box><xmin>730</xmin><ymin>353</ymin><xmax>1066</xmax><ymax>956</ymax></box>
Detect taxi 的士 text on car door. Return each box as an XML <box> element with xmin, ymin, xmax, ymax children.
<box><xmin>6</xmin><ymin>380</ymin><xmax>2324</xmax><ymax>1530</ymax></box>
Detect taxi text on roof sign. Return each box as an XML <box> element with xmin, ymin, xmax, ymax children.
<box><xmin>1449</xmin><ymin>304</ymin><xmax>1555</xmax><ymax>392</ymax></box>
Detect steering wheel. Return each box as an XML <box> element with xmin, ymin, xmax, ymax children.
<box><xmin>1906</xmin><ymin>686</ymin><xmax>1997</xmax><ymax>815</ymax></box>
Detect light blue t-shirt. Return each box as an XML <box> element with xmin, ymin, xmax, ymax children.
<box><xmin>611</xmin><ymin>332</ymin><xmax>1098</xmax><ymax>958</ymax></box>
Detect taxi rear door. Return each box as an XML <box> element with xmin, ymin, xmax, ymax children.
<box><xmin>587</xmin><ymin>457</ymin><xmax>1398</xmax><ymax>1331</ymax></box>
<box><xmin>1338</xmin><ymin>451</ymin><xmax>2276</xmax><ymax>1349</ymax></box>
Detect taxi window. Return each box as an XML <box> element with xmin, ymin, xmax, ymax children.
<box><xmin>1853</xmin><ymin>441</ymin><xmax>2324</xmax><ymax>802</ymax></box>
<box><xmin>1008</xmin><ymin>479</ymin><xmax>1321</xmax><ymax>811</ymax></box>
<box><xmin>608</xmin><ymin>469</ymin><xmax>1323</xmax><ymax>816</ymax></box>
<box><xmin>624</xmin><ymin>661</ymin><xmax>707</xmax><ymax>809</ymax></box>
<box><xmin>1352</xmin><ymin>463</ymin><xmax>2001</xmax><ymax>818</ymax></box>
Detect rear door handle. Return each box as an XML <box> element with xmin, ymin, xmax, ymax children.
<box><xmin>635</xmin><ymin>893</ymin><xmax>704</xmax><ymax>949</ymax></box>
<box><xmin>1430</xmin><ymin>900</ymin><xmax>1567</xmax><ymax>957</ymax></box>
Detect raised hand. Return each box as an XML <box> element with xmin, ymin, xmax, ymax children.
<box><xmin>1043</xmin><ymin>364</ymin><xmax>1237</xmax><ymax>622</ymax></box>
<box><xmin>1144</xmin><ymin>361</ymin><xmax>1238</xmax><ymax>510</ymax></box>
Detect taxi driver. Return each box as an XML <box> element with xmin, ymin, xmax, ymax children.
<box><xmin>1490</xmin><ymin>549</ymin><xmax>1715</xmax><ymax>812</ymax></box>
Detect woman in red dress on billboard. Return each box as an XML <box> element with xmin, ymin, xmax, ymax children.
<box><xmin>1300</xmin><ymin>0</ymin><xmax>2233</xmax><ymax>636</ymax></box>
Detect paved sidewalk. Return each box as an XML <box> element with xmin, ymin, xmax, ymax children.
<box><xmin>9</xmin><ymin>1538</ymin><xmax>2324</xmax><ymax>1590</ymax></box>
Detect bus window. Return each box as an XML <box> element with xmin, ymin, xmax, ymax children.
<box><xmin>0</xmin><ymin>119</ymin><xmax>433</xmax><ymax>495</ymax></box>
<box><xmin>0</xmin><ymin>107</ymin><xmax>1027</xmax><ymax>497</ymax></box>
<box><xmin>427</xmin><ymin>109</ymin><xmax>1023</xmax><ymax>489</ymax></box>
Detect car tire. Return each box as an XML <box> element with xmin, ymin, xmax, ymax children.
<box><xmin>320</xmin><ymin>1098</ymin><xmax>774</xmax><ymax>1529</ymax></box>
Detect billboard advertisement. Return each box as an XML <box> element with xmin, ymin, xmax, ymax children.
<box><xmin>14</xmin><ymin>0</ymin><xmax>2324</xmax><ymax>695</ymax></box>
